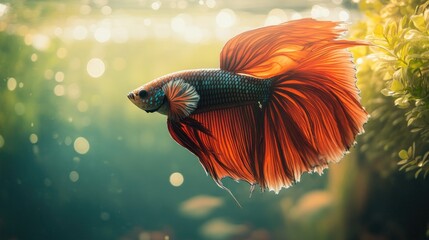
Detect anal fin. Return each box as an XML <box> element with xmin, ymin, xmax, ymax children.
<box><xmin>167</xmin><ymin>104</ymin><xmax>263</xmax><ymax>187</ymax></box>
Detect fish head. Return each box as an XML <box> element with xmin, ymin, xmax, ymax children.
<box><xmin>127</xmin><ymin>82</ymin><xmax>166</xmax><ymax>113</ymax></box>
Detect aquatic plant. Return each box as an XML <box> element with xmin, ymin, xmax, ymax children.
<box><xmin>352</xmin><ymin>0</ymin><xmax>429</xmax><ymax>178</ymax></box>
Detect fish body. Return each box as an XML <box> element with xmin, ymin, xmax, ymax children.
<box><xmin>128</xmin><ymin>18</ymin><xmax>368</xmax><ymax>193</ymax></box>
<box><xmin>128</xmin><ymin>69</ymin><xmax>272</xmax><ymax>116</ymax></box>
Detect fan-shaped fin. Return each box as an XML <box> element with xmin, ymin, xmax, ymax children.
<box><xmin>163</xmin><ymin>79</ymin><xmax>200</xmax><ymax>120</ymax></box>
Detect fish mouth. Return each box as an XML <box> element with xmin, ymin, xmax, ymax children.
<box><xmin>127</xmin><ymin>92</ymin><xmax>165</xmax><ymax>113</ymax></box>
<box><xmin>127</xmin><ymin>92</ymin><xmax>135</xmax><ymax>101</ymax></box>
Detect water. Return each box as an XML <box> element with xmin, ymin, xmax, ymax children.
<box><xmin>1</xmin><ymin>1</ymin><xmax>428</xmax><ymax>240</ymax></box>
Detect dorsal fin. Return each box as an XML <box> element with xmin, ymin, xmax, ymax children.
<box><xmin>220</xmin><ymin>18</ymin><xmax>362</xmax><ymax>78</ymax></box>
<box><xmin>162</xmin><ymin>79</ymin><xmax>200</xmax><ymax>121</ymax></box>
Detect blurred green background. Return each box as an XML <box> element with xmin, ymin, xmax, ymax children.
<box><xmin>0</xmin><ymin>0</ymin><xmax>428</xmax><ymax>239</ymax></box>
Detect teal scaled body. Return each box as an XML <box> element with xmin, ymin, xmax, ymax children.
<box><xmin>157</xmin><ymin>69</ymin><xmax>273</xmax><ymax>113</ymax></box>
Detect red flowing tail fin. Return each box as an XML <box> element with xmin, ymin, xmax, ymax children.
<box><xmin>220</xmin><ymin>18</ymin><xmax>368</xmax><ymax>192</ymax></box>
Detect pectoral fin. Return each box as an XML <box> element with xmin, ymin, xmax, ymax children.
<box><xmin>162</xmin><ymin>79</ymin><xmax>200</xmax><ymax>121</ymax></box>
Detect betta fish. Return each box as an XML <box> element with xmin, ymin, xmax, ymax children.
<box><xmin>128</xmin><ymin>18</ymin><xmax>368</xmax><ymax>195</ymax></box>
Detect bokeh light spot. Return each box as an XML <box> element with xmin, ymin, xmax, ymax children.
<box><xmin>357</xmin><ymin>58</ymin><xmax>363</xmax><ymax>65</ymax></box>
<box><xmin>29</xmin><ymin>133</ymin><xmax>38</xmax><ymax>144</ymax></box>
<box><xmin>206</xmin><ymin>0</ymin><xmax>216</xmax><ymax>8</ymax></box>
<box><xmin>101</xmin><ymin>5</ymin><xmax>112</xmax><ymax>15</ymax></box>
<box><xmin>0</xmin><ymin>3</ymin><xmax>8</xmax><ymax>17</ymax></box>
<box><xmin>56</xmin><ymin>47</ymin><xmax>68</xmax><ymax>59</ymax></box>
<box><xmin>32</xmin><ymin>34</ymin><xmax>50</xmax><ymax>51</ymax></box>
<box><xmin>7</xmin><ymin>77</ymin><xmax>17</xmax><ymax>91</ymax></box>
<box><xmin>0</xmin><ymin>134</ymin><xmax>4</xmax><ymax>148</ymax></box>
<box><xmin>144</xmin><ymin>18</ymin><xmax>152</xmax><ymax>26</ymax></box>
<box><xmin>180</xmin><ymin>195</ymin><xmax>224</xmax><ymax>218</ymax></box>
<box><xmin>54</xmin><ymin>84</ymin><xmax>65</xmax><ymax>96</ymax></box>
<box><xmin>54</xmin><ymin>27</ymin><xmax>63</xmax><ymax>36</ymax></box>
<box><xmin>55</xmin><ymin>71</ymin><xmax>64</xmax><ymax>82</ymax></box>
<box><xmin>31</xmin><ymin>53</ymin><xmax>38</xmax><ymax>62</ymax></box>
<box><xmin>73</xmin><ymin>26</ymin><xmax>88</xmax><ymax>40</ymax></box>
<box><xmin>67</xmin><ymin>83</ymin><xmax>81</xmax><ymax>99</ymax></box>
<box><xmin>100</xmin><ymin>211</ymin><xmax>110</xmax><ymax>221</ymax></box>
<box><xmin>265</xmin><ymin>8</ymin><xmax>287</xmax><ymax>26</ymax></box>
<box><xmin>139</xmin><ymin>232</ymin><xmax>150</xmax><ymax>240</ymax></box>
<box><xmin>216</xmin><ymin>9</ymin><xmax>236</xmax><ymax>28</ymax></box>
<box><xmin>290</xmin><ymin>12</ymin><xmax>302</xmax><ymax>20</ymax></box>
<box><xmin>170</xmin><ymin>172</ymin><xmax>184</xmax><ymax>187</ymax></box>
<box><xmin>73</xmin><ymin>157</ymin><xmax>80</xmax><ymax>163</ymax></box>
<box><xmin>74</xmin><ymin>137</ymin><xmax>90</xmax><ymax>155</ymax></box>
<box><xmin>339</xmin><ymin>10</ymin><xmax>350</xmax><ymax>21</ymax></box>
<box><xmin>69</xmin><ymin>171</ymin><xmax>79</xmax><ymax>182</ymax></box>
<box><xmin>24</xmin><ymin>34</ymin><xmax>32</xmax><ymax>46</ymax></box>
<box><xmin>94</xmin><ymin>27</ymin><xmax>111</xmax><ymax>43</ymax></box>
<box><xmin>184</xmin><ymin>26</ymin><xmax>204</xmax><ymax>43</ymax></box>
<box><xmin>44</xmin><ymin>178</ymin><xmax>52</xmax><ymax>187</ymax></box>
<box><xmin>15</xmin><ymin>102</ymin><xmax>25</xmax><ymax>115</ymax></box>
<box><xmin>177</xmin><ymin>0</ymin><xmax>187</xmax><ymax>9</ymax></box>
<box><xmin>44</xmin><ymin>69</ymin><xmax>54</xmax><ymax>80</ymax></box>
<box><xmin>64</xmin><ymin>136</ymin><xmax>72</xmax><ymax>146</ymax></box>
<box><xmin>311</xmin><ymin>5</ymin><xmax>330</xmax><ymax>19</ymax></box>
<box><xmin>0</xmin><ymin>22</ymin><xmax>6</xmax><ymax>31</ymax></box>
<box><xmin>80</xmin><ymin>5</ymin><xmax>91</xmax><ymax>15</ymax></box>
<box><xmin>171</xmin><ymin>14</ymin><xmax>187</xmax><ymax>33</ymax></box>
<box><xmin>151</xmin><ymin>1</ymin><xmax>161</xmax><ymax>10</ymax></box>
<box><xmin>77</xmin><ymin>100</ymin><xmax>89</xmax><ymax>112</ymax></box>
<box><xmin>87</xmin><ymin>58</ymin><xmax>105</xmax><ymax>78</ymax></box>
<box><xmin>33</xmin><ymin>145</ymin><xmax>39</xmax><ymax>155</ymax></box>
<box><xmin>112</xmin><ymin>28</ymin><xmax>129</xmax><ymax>43</ymax></box>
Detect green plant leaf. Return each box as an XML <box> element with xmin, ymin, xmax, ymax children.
<box><xmin>398</xmin><ymin>159</ymin><xmax>408</xmax><ymax>165</ymax></box>
<box><xmin>411</xmin><ymin>14</ymin><xmax>426</xmax><ymax>32</ymax></box>
<box><xmin>415</xmin><ymin>168</ymin><xmax>423</xmax><ymax>178</ymax></box>
<box><xmin>406</xmin><ymin>165</ymin><xmax>418</xmax><ymax>172</ymax></box>
<box><xmin>411</xmin><ymin>128</ymin><xmax>423</xmax><ymax>132</ymax></box>
<box><xmin>422</xmin><ymin>151</ymin><xmax>429</xmax><ymax>161</ymax></box>
<box><xmin>391</xmin><ymin>79</ymin><xmax>404</xmax><ymax>91</ymax></box>
<box><xmin>407</xmin><ymin>117</ymin><xmax>416</xmax><ymax>126</ymax></box>
<box><xmin>373</xmin><ymin>24</ymin><xmax>384</xmax><ymax>38</ymax></box>
<box><xmin>399</xmin><ymin>149</ymin><xmax>409</xmax><ymax>159</ymax></box>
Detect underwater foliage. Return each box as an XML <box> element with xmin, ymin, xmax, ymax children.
<box><xmin>351</xmin><ymin>0</ymin><xmax>429</xmax><ymax>178</ymax></box>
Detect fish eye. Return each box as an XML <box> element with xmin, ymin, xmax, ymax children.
<box><xmin>138</xmin><ymin>90</ymin><xmax>148</xmax><ymax>99</ymax></box>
